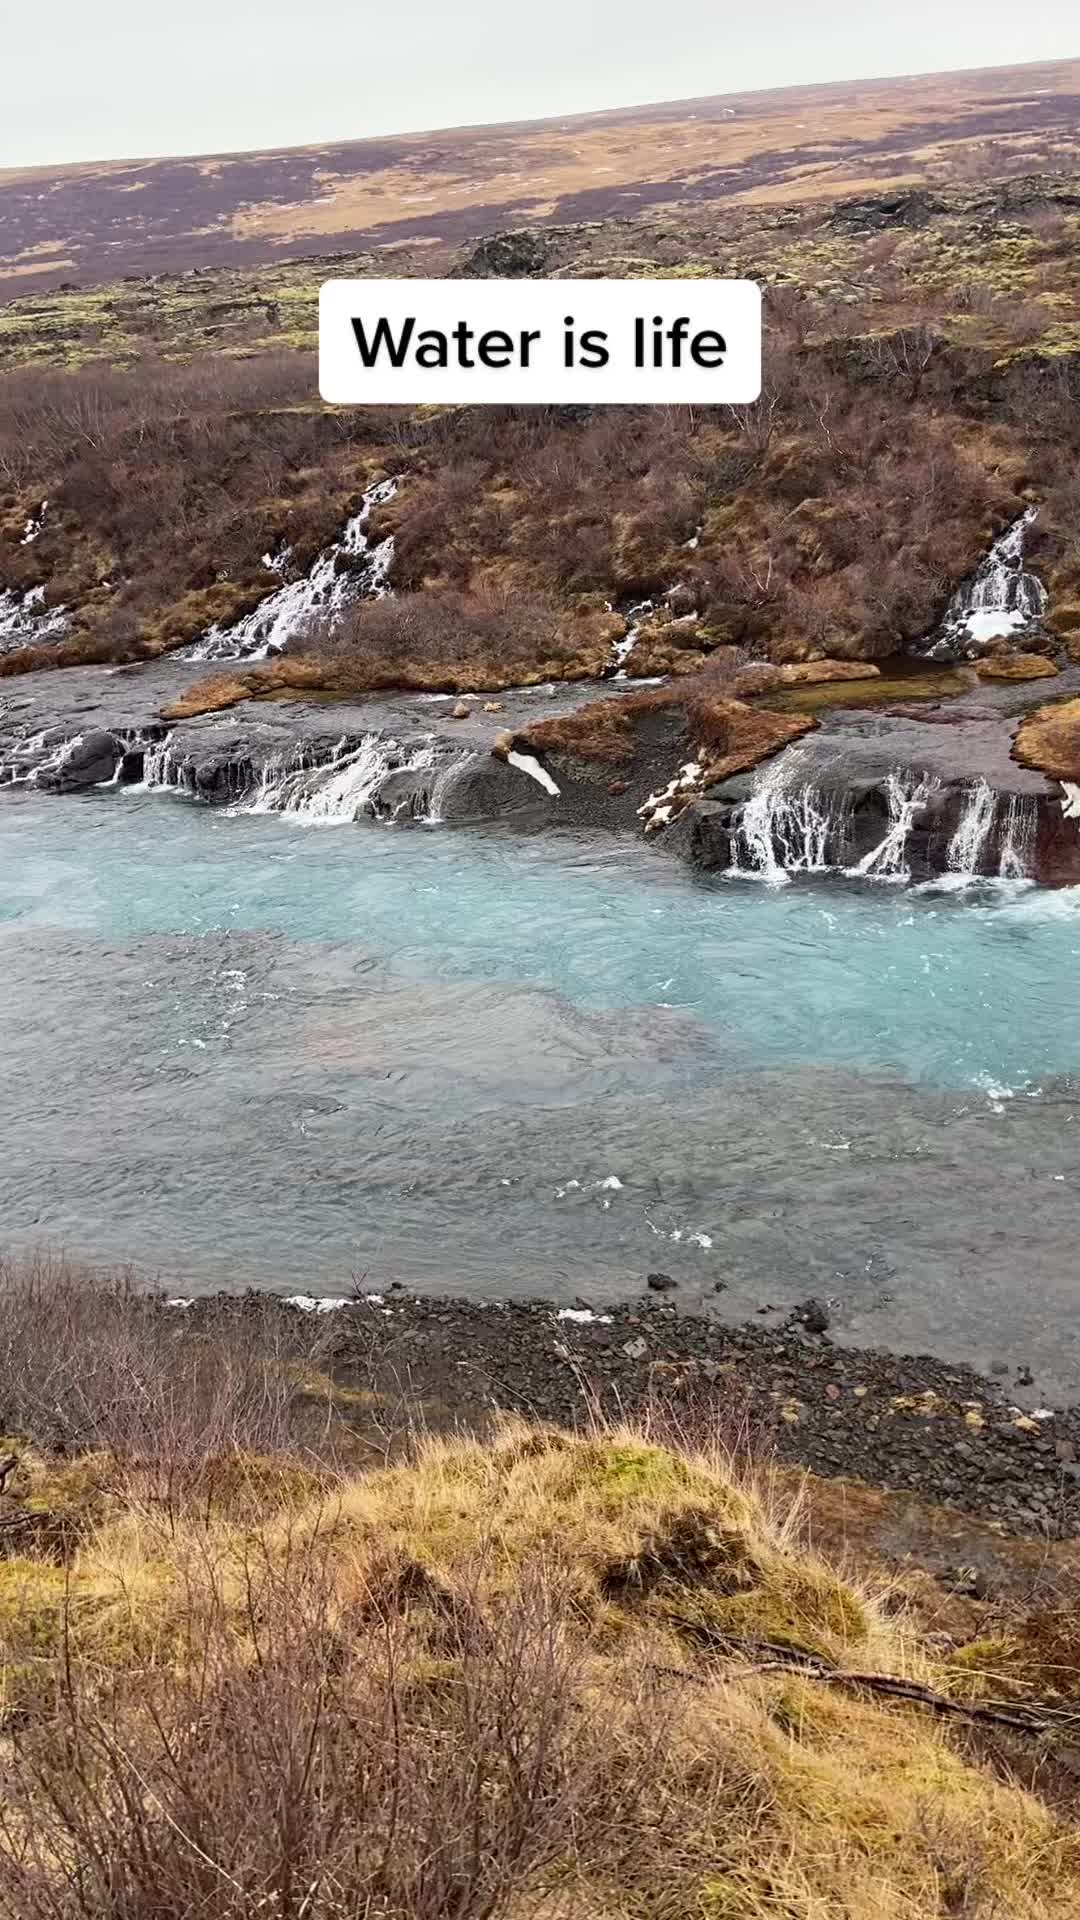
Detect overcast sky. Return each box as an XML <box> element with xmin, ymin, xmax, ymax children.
<box><xmin>5</xmin><ymin>1</ymin><xmax>1078</xmax><ymax>169</ymax></box>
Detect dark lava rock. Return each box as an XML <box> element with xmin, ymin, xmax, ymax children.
<box><xmin>647</xmin><ymin>1272</ymin><xmax>678</xmax><ymax>1293</ymax></box>
<box><xmin>456</xmin><ymin>230</ymin><xmax>555</xmax><ymax>278</ymax></box>
<box><xmin>39</xmin><ymin>729</ymin><xmax>119</xmax><ymax>791</ymax></box>
<box><xmin>792</xmin><ymin>1298</ymin><xmax>831</xmax><ymax>1336</ymax></box>
<box><xmin>828</xmin><ymin>189</ymin><xmax>947</xmax><ymax>233</ymax></box>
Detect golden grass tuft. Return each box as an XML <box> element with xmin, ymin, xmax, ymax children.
<box><xmin>3</xmin><ymin>1413</ymin><xmax>1080</xmax><ymax>1915</ymax></box>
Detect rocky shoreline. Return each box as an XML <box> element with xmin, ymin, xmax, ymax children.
<box><xmin>184</xmin><ymin>1289</ymin><xmax>1080</xmax><ymax>1538</ymax></box>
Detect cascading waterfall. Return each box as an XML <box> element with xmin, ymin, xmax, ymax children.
<box><xmin>0</xmin><ymin>729</ymin><xmax>83</xmax><ymax>786</ymax></box>
<box><xmin>177</xmin><ymin>478</ymin><xmax>400</xmax><ymax>664</ymax></box>
<box><xmin>847</xmin><ymin>772</ymin><xmax>939</xmax><ymax>881</ymax></box>
<box><xmin>727</xmin><ymin>755</ymin><xmax>851</xmax><ymax>886</ymax></box>
<box><xmin>943</xmin><ymin>780</ymin><xmax>1037</xmax><ymax>883</ymax></box>
<box><xmin>608</xmin><ymin>599</ymin><xmax>654</xmax><ymax>678</ymax></box>
<box><xmin>228</xmin><ymin>734</ymin><xmax>438</xmax><ymax>824</ymax></box>
<box><xmin>137</xmin><ymin>734</ymin><xmax>185</xmax><ymax>792</ymax></box>
<box><xmin>926</xmin><ymin>508</ymin><xmax>1047</xmax><ymax>659</ymax></box>
<box><xmin>409</xmin><ymin>748</ymin><xmax>488</xmax><ymax>824</ymax></box>
<box><xmin>998</xmin><ymin>794</ymin><xmax>1037</xmax><ymax>880</ymax></box>
<box><xmin>0</xmin><ymin>584</ymin><xmax>68</xmax><ymax>656</ymax></box>
<box><xmin>607</xmin><ymin>590</ymin><xmax>700</xmax><ymax>680</ymax></box>
<box><xmin>946</xmin><ymin>778</ymin><xmax>997</xmax><ymax>877</ymax></box>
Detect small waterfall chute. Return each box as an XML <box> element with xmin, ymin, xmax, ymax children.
<box><xmin>998</xmin><ymin>794</ymin><xmax>1037</xmax><ymax>881</ymax></box>
<box><xmin>846</xmin><ymin>771</ymin><xmax>939</xmax><ymax>881</ymax></box>
<box><xmin>946</xmin><ymin>778</ymin><xmax>997</xmax><ymax>879</ymax></box>
<box><xmin>0</xmin><ymin>584</ymin><xmax>68</xmax><ymax>655</ymax></box>
<box><xmin>926</xmin><ymin>509</ymin><xmax>1047</xmax><ymax>660</ymax></box>
<box><xmin>227</xmin><ymin>733</ymin><xmax>438</xmax><ymax>825</ymax></box>
<box><xmin>727</xmin><ymin>753</ymin><xmax>848</xmax><ymax>886</ymax></box>
<box><xmin>608</xmin><ymin>599</ymin><xmax>654</xmax><ymax>679</ymax></box>
<box><xmin>177</xmin><ymin>478</ymin><xmax>400</xmax><ymax>664</ymax></box>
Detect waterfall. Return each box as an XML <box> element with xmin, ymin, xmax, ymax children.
<box><xmin>0</xmin><ymin>583</ymin><xmax>68</xmax><ymax>656</ymax></box>
<box><xmin>227</xmin><ymin>734</ymin><xmax>437</xmax><ymax>824</ymax></box>
<box><xmin>405</xmin><ymin>748</ymin><xmax>486</xmax><ymax>824</ymax></box>
<box><xmin>998</xmin><ymin>794</ymin><xmax>1037</xmax><ymax>880</ymax></box>
<box><xmin>607</xmin><ymin>591</ymin><xmax>700</xmax><ymax>680</ymax></box>
<box><xmin>847</xmin><ymin>772</ymin><xmax>939</xmax><ymax>881</ymax></box>
<box><xmin>137</xmin><ymin>734</ymin><xmax>186</xmax><ymax>793</ymax></box>
<box><xmin>946</xmin><ymin>778</ymin><xmax>997</xmax><ymax>877</ymax></box>
<box><xmin>727</xmin><ymin>754</ymin><xmax>849</xmax><ymax>886</ymax></box>
<box><xmin>943</xmin><ymin>780</ymin><xmax>1037</xmax><ymax>884</ymax></box>
<box><xmin>176</xmin><ymin>478</ymin><xmax>399</xmax><ymax>664</ymax></box>
<box><xmin>608</xmin><ymin>599</ymin><xmax>654</xmax><ymax>678</ymax></box>
<box><xmin>926</xmin><ymin>509</ymin><xmax>1047</xmax><ymax>659</ymax></box>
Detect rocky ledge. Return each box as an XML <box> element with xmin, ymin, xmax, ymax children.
<box><xmin>2</xmin><ymin>654</ymin><xmax>1080</xmax><ymax>886</ymax></box>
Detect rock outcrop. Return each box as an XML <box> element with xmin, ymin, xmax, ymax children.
<box><xmin>1014</xmin><ymin>697</ymin><xmax>1080</xmax><ymax>781</ymax></box>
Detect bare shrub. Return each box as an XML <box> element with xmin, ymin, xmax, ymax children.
<box><xmin>0</xmin><ymin>1556</ymin><xmax>656</xmax><ymax>1920</ymax></box>
<box><xmin>0</xmin><ymin>1255</ymin><xmax>346</xmax><ymax>1484</ymax></box>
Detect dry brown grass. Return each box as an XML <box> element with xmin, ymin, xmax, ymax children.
<box><xmin>2</xmin><ymin>1262</ymin><xmax>1079</xmax><ymax>1916</ymax></box>
<box><xmin>1013</xmin><ymin>697</ymin><xmax>1080</xmax><ymax>780</ymax></box>
<box><xmin>517</xmin><ymin>678</ymin><xmax>815</xmax><ymax>796</ymax></box>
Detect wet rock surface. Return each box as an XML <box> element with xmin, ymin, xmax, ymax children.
<box><xmin>682</xmin><ymin>673</ymin><xmax>1080</xmax><ymax>886</ymax></box>
<box><xmin>3</xmin><ymin>654</ymin><xmax>1080</xmax><ymax>882</ymax></box>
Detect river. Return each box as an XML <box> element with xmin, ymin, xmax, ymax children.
<box><xmin>2</xmin><ymin>785</ymin><xmax>1079</xmax><ymax>1394</ymax></box>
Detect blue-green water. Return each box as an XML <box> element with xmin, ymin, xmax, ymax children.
<box><xmin>2</xmin><ymin>790</ymin><xmax>1078</xmax><ymax>1091</ymax></box>
<box><xmin>1</xmin><ymin>788</ymin><xmax>1079</xmax><ymax>1393</ymax></box>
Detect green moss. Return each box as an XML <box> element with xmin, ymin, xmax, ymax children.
<box><xmin>577</xmin><ymin>1441</ymin><xmax>692</xmax><ymax>1502</ymax></box>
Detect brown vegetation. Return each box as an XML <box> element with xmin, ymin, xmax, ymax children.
<box><xmin>4</xmin><ymin>59</ymin><xmax>1080</xmax><ymax>296</ymax></box>
<box><xmin>2</xmin><ymin>1260</ymin><xmax>1080</xmax><ymax>1919</ymax></box>
<box><xmin>0</xmin><ymin>354</ymin><xmax>400</xmax><ymax>670</ymax></box>
<box><xmin>514</xmin><ymin>664</ymin><xmax>816</xmax><ymax>802</ymax></box>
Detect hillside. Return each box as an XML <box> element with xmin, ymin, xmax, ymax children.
<box><xmin>3</xmin><ymin>57</ymin><xmax>1080</xmax><ymax>297</ymax></box>
<box><xmin>1</xmin><ymin>61</ymin><xmax>1080</xmax><ymax>797</ymax></box>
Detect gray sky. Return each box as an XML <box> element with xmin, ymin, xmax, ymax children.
<box><xmin>5</xmin><ymin>1</ymin><xmax>1079</xmax><ymax>169</ymax></box>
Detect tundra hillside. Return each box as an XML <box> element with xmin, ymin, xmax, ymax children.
<box><xmin>1</xmin><ymin>65</ymin><xmax>1079</xmax><ymax>786</ymax></box>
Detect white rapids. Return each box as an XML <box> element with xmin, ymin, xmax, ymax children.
<box><xmin>0</xmin><ymin>584</ymin><xmax>68</xmax><ymax>655</ymax></box>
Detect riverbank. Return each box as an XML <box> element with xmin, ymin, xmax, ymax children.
<box><xmin>5</xmin><ymin>1258</ymin><xmax>1080</xmax><ymax>1918</ymax></box>
<box><xmin>179</xmin><ymin>1288</ymin><xmax>1080</xmax><ymax>1539</ymax></box>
